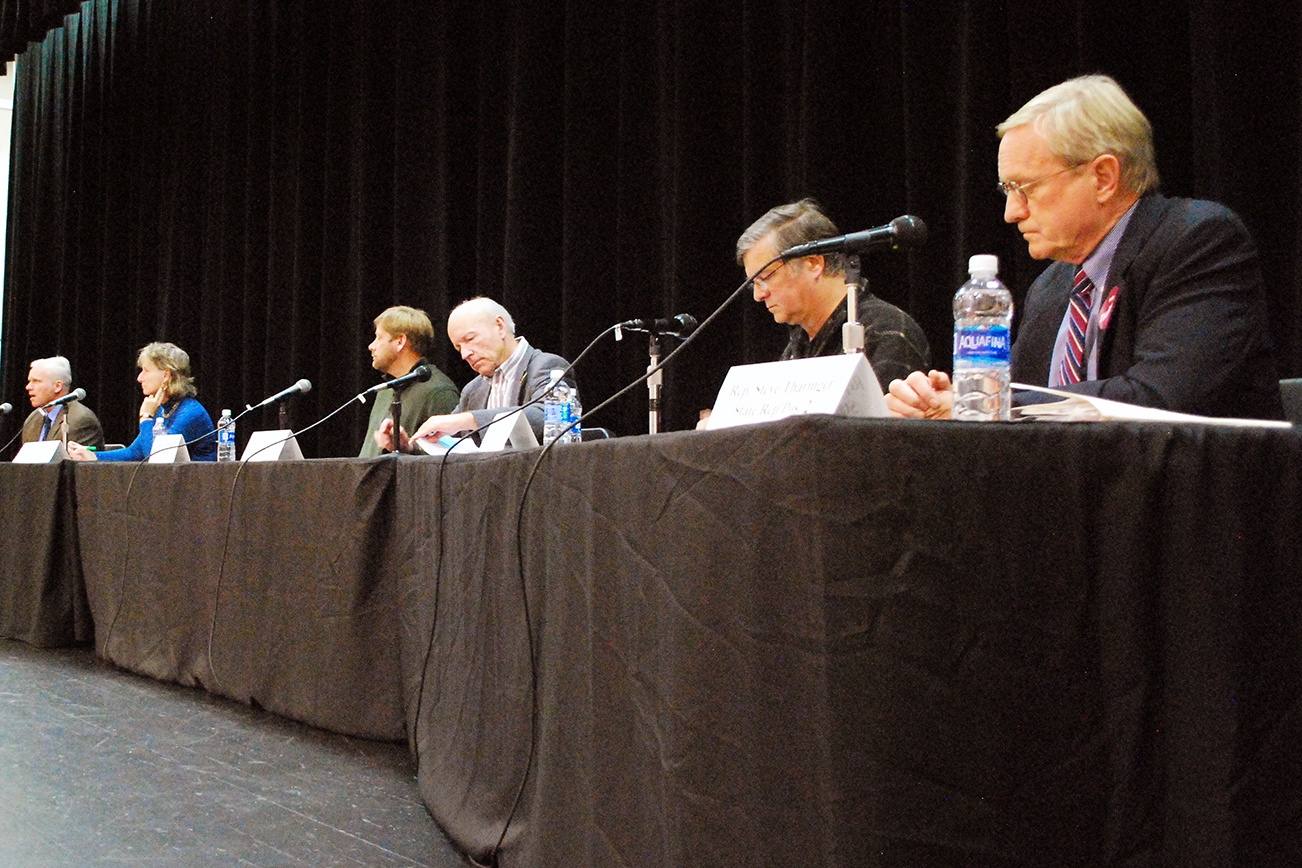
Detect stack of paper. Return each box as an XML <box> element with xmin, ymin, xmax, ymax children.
<box><xmin>1010</xmin><ymin>384</ymin><xmax>1293</xmax><ymax>428</ymax></box>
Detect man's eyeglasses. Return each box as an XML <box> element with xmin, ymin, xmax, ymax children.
<box><xmin>997</xmin><ymin>163</ymin><xmax>1085</xmax><ymax>205</ymax></box>
<box><xmin>749</xmin><ymin>259</ymin><xmax>788</xmax><ymax>289</ymax></box>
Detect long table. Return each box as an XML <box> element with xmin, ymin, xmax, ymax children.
<box><xmin>3</xmin><ymin>417</ymin><xmax>1301</xmax><ymax>866</ymax></box>
<box><xmin>74</xmin><ymin>458</ymin><xmax>406</xmax><ymax>740</ymax></box>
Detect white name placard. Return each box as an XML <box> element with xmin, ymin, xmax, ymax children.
<box><xmin>13</xmin><ymin>440</ymin><xmax>68</xmax><ymax>463</ymax></box>
<box><xmin>478</xmin><ymin>410</ymin><xmax>539</xmax><ymax>452</ymax></box>
<box><xmin>706</xmin><ymin>354</ymin><xmax>887</xmax><ymax>430</ymax></box>
<box><xmin>241</xmin><ymin>430</ymin><xmax>305</xmax><ymax>461</ymax></box>
<box><xmin>413</xmin><ymin>411</ymin><xmax>537</xmax><ymax>456</ymax></box>
<box><xmin>148</xmin><ymin>433</ymin><xmax>190</xmax><ymax>463</ymax></box>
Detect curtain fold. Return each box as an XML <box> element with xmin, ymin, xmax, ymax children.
<box><xmin>3</xmin><ymin>0</ymin><xmax>1301</xmax><ymax>457</ymax></box>
<box><xmin>0</xmin><ymin>0</ymin><xmax>80</xmax><ymax>64</ymax></box>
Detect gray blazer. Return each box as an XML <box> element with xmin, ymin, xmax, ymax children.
<box><xmin>458</xmin><ymin>345</ymin><xmax>574</xmax><ymax>440</ymax></box>
<box><xmin>21</xmin><ymin>400</ymin><xmax>106</xmax><ymax>449</ymax></box>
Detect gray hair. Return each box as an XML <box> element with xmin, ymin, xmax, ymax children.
<box><xmin>451</xmin><ymin>297</ymin><xmax>516</xmax><ymax>335</ymax></box>
<box><xmin>32</xmin><ymin>355</ymin><xmax>73</xmax><ymax>387</ymax></box>
<box><xmin>997</xmin><ymin>74</ymin><xmax>1159</xmax><ymax>195</ymax></box>
<box><xmin>735</xmin><ymin>198</ymin><xmax>848</xmax><ymax>277</ymax></box>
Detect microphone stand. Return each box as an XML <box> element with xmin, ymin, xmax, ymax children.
<box><xmin>841</xmin><ymin>254</ymin><xmax>865</xmax><ymax>355</ymax></box>
<box><xmin>278</xmin><ymin>403</ymin><xmax>290</xmax><ymax>431</ymax></box>
<box><xmin>388</xmin><ymin>389</ymin><xmax>404</xmax><ymax>454</ymax></box>
<box><xmin>647</xmin><ymin>330</ymin><xmax>663</xmax><ymax>434</ymax></box>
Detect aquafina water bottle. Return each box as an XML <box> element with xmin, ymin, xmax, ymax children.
<box><xmin>952</xmin><ymin>254</ymin><xmax>1013</xmax><ymax>421</ymax></box>
<box><xmin>543</xmin><ymin>370</ymin><xmax>568</xmax><ymax>445</ymax></box>
<box><xmin>217</xmin><ymin>409</ymin><xmax>236</xmax><ymax>462</ymax></box>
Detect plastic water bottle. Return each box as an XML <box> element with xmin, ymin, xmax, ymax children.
<box><xmin>542</xmin><ymin>370</ymin><xmax>568</xmax><ymax>445</ymax></box>
<box><xmin>564</xmin><ymin>383</ymin><xmax>582</xmax><ymax>444</ymax></box>
<box><xmin>151</xmin><ymin>412</ymin><xmax>166</xmax><ymax>439</ymax></box>
<box><xmin>217</xmin><ymin>409</ymin><xmax>236</xmax><ymax>462</ymax></box>
<box><xmin>952</xmin><ymin>254</ymin><xmax>1013</xmax><ymax>421</ymax></box>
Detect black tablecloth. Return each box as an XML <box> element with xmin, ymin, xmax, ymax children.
<box><xmin>4</xmin><ymin>416</ymin><xmax>1301</xmax><ymax>865</ymax></box>
<box><xmin>0</xmin><ymin>463</ymin><xmax>90</xmax><ymax>646</ymax></box>
<box><xmin>398</xmin><ymin>416</ymin><xmax>1302</xmax><ymax>867</ymax></box>
<box><xmin>74</xmin><ymin>459</ymin><xmax>405</xmax><ymax>740</ymax></box>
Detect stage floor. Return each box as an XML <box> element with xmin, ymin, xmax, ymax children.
<box><xmin>0</xmin><ymin>639</ymin><xmax>463</xmax><ymax>867</ymax></box>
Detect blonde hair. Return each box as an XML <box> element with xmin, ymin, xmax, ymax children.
<box><xmin>997</xmin><ymin>74</ymin><xmax>1159</xmax><ymax>195</ymax></box>
<box><xmin>138</xmin><ymin>341</ymin><xmax>198</xmax><ymax>399</ymax></box>
<box><xmin>374</xmin><ymin>306</ymin><xmax>435</xmax><ymax>357</ymax></box>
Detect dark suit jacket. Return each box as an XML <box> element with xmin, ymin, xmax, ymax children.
<box><xmin>20</xmin><ymin>400</ymin><xmax>106</xmax><ymax>449</ymax></box>
<box><xmin>457</xmin><ymin>344</ymin><xmax>574</xmax><ymax>440</ymax></box>
<box><xmin>1011</xmin><ymin>194</ymin><xmax>1284</xmax><ymax>419</ymax></box>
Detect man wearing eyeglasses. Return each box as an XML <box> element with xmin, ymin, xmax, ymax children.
<box><xmin>737</xmin><ymin>198</ymin><xmax>930</xmax><ymax>388</ymax></box>
<box><xmin>886</xmin><ymin>74</ymin><xmax>1283</xmax><ymax>420</ymax></box>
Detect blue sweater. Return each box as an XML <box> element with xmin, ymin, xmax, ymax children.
<box><xmin>96</xmin><ymin>396</ymin><xmax>217</xmax><ymax>462</ymax></box>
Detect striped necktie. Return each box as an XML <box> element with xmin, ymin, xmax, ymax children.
<box><xmin>39</xmin><ymin>410</ymin><xmax>56</xmax><ymax>441</ymax></box>
<box><xmin>1056</xmin><ymin>267</ymin><xmax>1095</xmax><ymax>386</ymax></box>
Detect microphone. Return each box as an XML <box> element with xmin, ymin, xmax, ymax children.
<box><xmin>364</xmin><ymin>365</ymin><xmax>432</xmax><ymax>394</ymax></box>
<box><xmin>248</xmin><ymin>378</ymin><xmax>312</xmax><ymax>411</ymax></box>
<box><xmin>779</xmin><ymin>215</ymin><xmax>928</xmax><ymax>259</ymax></box>
<box><xmin>0</xmin><ymin>402</ymin><xmax>11</xmax><ymax>415</ymax></box>
<box><xmin>618</xmin><ymin>313</ymin><xmax>699</xmax><ymax>339</ymax></box>
<box><xmin>41</xmin><ymin>388</ymin><xmax>87</xmax><ymax>410</ymax></box>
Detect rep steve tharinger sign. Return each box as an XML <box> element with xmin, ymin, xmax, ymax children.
<box><xmin>705</xmin><ymin>354</ymin><xmax>888</xmax><ymax>430</ymax></box>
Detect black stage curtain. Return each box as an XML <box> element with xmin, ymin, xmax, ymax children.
<box><xmin>3</xmin><ymin>1</ymin><xmax>1302</xmax><ymax>456</ymax></box>
<box><xmin>0</xmin><ymin>0</ymin><xmax>78</xmax><ymax>64</ymax></box>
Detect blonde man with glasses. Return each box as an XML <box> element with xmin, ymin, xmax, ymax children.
<box><xmin>887</xmin><ymin>74</ymin><xmax>1282</xmax><ymax>420</ymax></box>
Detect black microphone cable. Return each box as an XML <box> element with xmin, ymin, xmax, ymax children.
<box><xmin>96</xmin><ymin>384</ymin><xmax>324</xmax><ymax>689</ymax></box>
<box><xmin>483</xmin><ymin>262</ymin><xmax>772</xmax><ymax>865</ymax></box>
<box><xmin>0</xmin><ymin>428</ymin><xmax>23</xmax><ymax>457</ymax></box>
<box><xmin>204</xmin><ymin>388</ymin><xmax>391</xmax><ymax>692</ymax></box>
<box><xmin>215</xmin><ymin>368</ymin><xmax>522</xmax><ymax>710</ymax></box>
<box><xmin>95</xmin><ymin>408</ymin><xmax>220</xmax><ymax>662</ymax></box>
<box><xmin>97</xmin><ymin>391</ymin><xmax>286</xmax><ymax>672</ymax></box>
<box><xmin>0</xmin><ymin>399</ymin><xmax>20</xmax><ymax>456</ymax></box>
<box><xmin>407</xmin><ymin>323</ymin><xmax>621</xmax><ymax>789</ymax></box>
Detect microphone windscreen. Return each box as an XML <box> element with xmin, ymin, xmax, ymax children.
<box><xmin>296</xmin><ymin>378</ymin><xmax>313</xmax><ymax>394</ymax></box>
<box><xmin>672</xmin><ymin>313</ymin><xmax>699</xmax><ymax>338</ymax></box>
<box><xmin>0</xmin><ymin>402</ymin><xmax>11</xmax><ymax>415</ymax></box>
<box><xmin>414</xmin><ymin>365</ymin><xmax>432</xmax><ymax>382</ymax></box>
<box><xmin>71</xmin><ymin>387</ymin><xmax>87</xmax><ymax>401</ymax></box>
<box><xmin>890</xmin><ymin>215</ymin><xmax>928</xmax><ymax>246</ymax></box>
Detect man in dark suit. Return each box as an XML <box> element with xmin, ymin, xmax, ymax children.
<box><xmin>886</xmin><ymin>74</ymin><xmax>1283</xmax><ymax>420</ymax></box>
<box><xmin>21</xmin><ymin>356</ymin><xmax>106</xmax><ymax>449</ymax></box>
<box><xmin>374</xmin><ymin>297</ymin><xmax>573</xmax><ymax>451</ymax></box>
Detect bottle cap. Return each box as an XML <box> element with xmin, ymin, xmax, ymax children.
<box><xmin>968</xmin><ymin>254</ymin><xmax>999</xmax><ymax>278</ymax></box>
<box><xmin>221</xmin><ymin>408</ymin><xmax>231</xmax><ymax>415</ymax></box>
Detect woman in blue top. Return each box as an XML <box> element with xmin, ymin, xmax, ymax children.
<box><xmin>67</xmin><ymin>342</ymin><xmax>217</xmax><ymax>462</ymax></box>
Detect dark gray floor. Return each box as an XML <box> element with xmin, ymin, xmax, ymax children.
<box><xmin>0</xmin><ymin>639</ymin><xmax>467</xmax><ymax>867</ymax></box>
